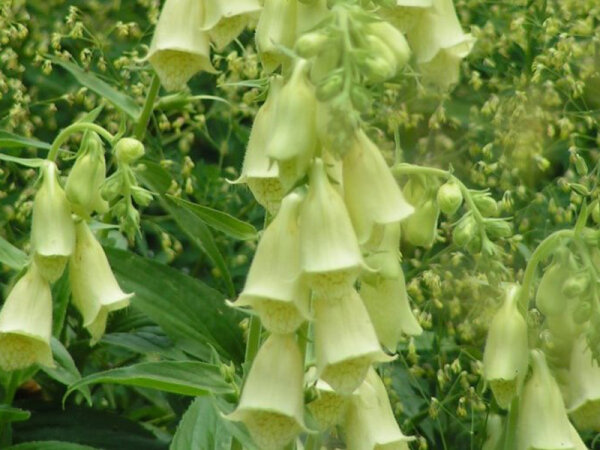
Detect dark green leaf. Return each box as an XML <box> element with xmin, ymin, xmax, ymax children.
<box><xmin>0</xmin><ymin>236</ymin><xmax>28</xmax><ymax>270</ymax></box>
<box><xmin>0</xmin><ymin>154</ymin><xmax>46</xmax><ymax>168</ymax></box>
<box><xmin>0</xmin><ymin>405</ymin><xmax>30</xmax><ymax>423</ymax></box>
<box><xmin>167</xmin><ymin>196</ymin><xmax>257</xmax><ymax>241</ymax></box>
<box><xmin>101</xmin><ymin>328</ymin><xmax>188</xmax><ymax>360</ymax></box>
<box><xmin>6</xmin><ymin>442</ymin><xmax>97</xmax><ymax>450</ymax></box>
<box><xmin>75</xmin><ymin>105</ymin><xmax>104</xmax><ymax>123</ymax></box>
<box><xmin>106</xmin><ymin>248</ymin><xmax>244</xmax><ymax>362</ymax></box>
<box><xmin>65</xmin><ymin>361</ymin><xmax>234</xmax><ymax>399</ymax></box>
<box><xmin>42</xmin><ymin>339</ymin><xmax>91</xmax><ymax>406</ymax></box>
<box><xmin>49</xmin><ymin>57</ymin><xmax>141</xmax><ymax>119</ymax></box>
<box><xmin>0</xmin><ymin>131</ymin><xmax>51</xmax><ymax>150</ymax></box>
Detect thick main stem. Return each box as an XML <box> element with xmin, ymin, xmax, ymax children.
<box><xmin>133</xmin><ymin>73</ymin><xmax>161</xmax><ymax>140</ymax></box>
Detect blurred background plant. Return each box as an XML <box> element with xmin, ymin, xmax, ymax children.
<box><xmin>0</xmin><ymin>0</ymin><xmax>599</xmax><ymax>448</ymax></box>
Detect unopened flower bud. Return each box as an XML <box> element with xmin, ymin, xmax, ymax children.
<box><xmin>32</xmin><ymin>161</ymin><xmax>76</xmax><ymax>283</ymax></box>
<box><xmin>402</xmin><ymin>175</ymin><xmax>439</xmax><ymax>248</ymax></box>
<box><xmin>114</xmin><ymin>138</ymin><xmax>145</xmax><ymax>164</ymax></box>
<box><xmin>358</xmin><ymin>55</ymin><xmax>396</xmax><ymax>83</ymax></box>
<box><xmin>536</xmin><ymin>248</ymin><xmax>574</xmax><ymax>317</ymax></box>
<box><xmin>295</xmin><ymin>31</ymin><xmax>328</xmax><ymax>58</ymax></box>
<box><xmin>562</xmin><ymin>273</ymin><xmax>590</xmax><ymax>298</ymax></box>
<box><xmin>485</xmin><ymin>220</ymin><xmax>512</xmax><ymax>239</ymax></box>
<box><xmin>473</xmin><ymin>194</ymin><xmax>498</xmax><ymax>217</ymax></box>
<box><xmin>350</xmin><ymin>86</ymin><xmax>372</xmax><ymax>112</ymax></box>
<box><xmin>101</xmin><ymin>172</ymin><xmax>124</xmax><ymax>202</ymax></box>
<box><xmin>365</xmin><ymin>21</ymin><xmax>411</xmax><ymax>72</ymax></box>
<box><xmin>453</xmin><ymin>215</ymin><xmax>477</xmax><ymax>248</ymax></box>
<box><xmin>316</xmin><ymin>74</ymin><xmax>344</xmax><ymax>101</ymax></box>
<box><xmin>436</xmin><ymin>180</ymin><xmax>463</xmax><ymax>216</ymax></box>
<box><xmin>0</xmin><ymin>263</ymin><xmax>54</xmax><ymax>371</ymax></box>
<box><xmin>131</xmin><ymin>187</ymin><xmax>154</xmax><ymax>207</ymax></box>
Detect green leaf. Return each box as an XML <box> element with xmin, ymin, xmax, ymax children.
<box><xmin>0</xmin><ymin>154</ymin><xmax>46</xmax><ymax>168</ymax></box>
<box><xmin>6</xmin><ymin>442</ymin><xmax>97</xmax><ymax>450</ymax></box>
<box><xmin>65</xmin><ymin>361</ymin><xmax>234</xmax><ymax>400</ymax></box>
<box><xmin>0</xmin><ymin>236</ymin><xmax>28</xmax><ymax>270</ymax></box>
<box><xmin>101</xmin><ymin>328</ymin><xmax>188</xmax><ymax>361</ymax></box>
<box><xmin>106</xmin><ymin>248</ymin><xmax>244</xmax><ymax>362</ymax></box>
<box><xmin>42</xmin><ymin>339</ymin><xmax>91</xmax><ymax>406</ymax></box>
<box><xmin>136</xmin><ymin>163</ymin><xmax>235</xmax><ymax>297</ymax></box>
<box><xmin>171</xmin><ymin>397</ymin><xmax>257</xmax><ymax>450</ymax></box>
<box><xmin>49</xmin><ymin>57</ymin><xmax>141</xmax><ymax>119</ymax></box>
<box><xmin>166</xmin><ymin>196</ymin><xmax>257</xmax><ymax>241</ymax></box>
<box><xmin>0</xmin><ymin>131</ymin><xmax>51</xmax><ymax>150</ymax></box>
<box><xmin>75</xmin><ymin>105</ymin><xmax>104</xmax><ymax>124</ymax></box>
<box><xmin>0</xmin><ymin>405</ymin><xmax>30</xmax><ymax>423</ymax></box>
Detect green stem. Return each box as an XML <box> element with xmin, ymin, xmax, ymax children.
<box><xmin>517</xmin><ymin>229</ymin><xmax>574</xmax><ymax>312</ymax></box>
<box><xmin>134</xmin><ymin>73</ymin><xmax>161</xmax><ymax>140</ymax></box>
<box><xmin>47</xmin><ymin>123</ymin><xmax>114</xmax><ymax>162</ymax></box>
<box><xmin>305</xmin><ymin>434</ymin><xmax>321</xmax><ymax>450</ymax></box>
<box><xmin>244</xmin><ymin>316</ymin><xmax>262</xmax><ymax>374</ymax></box>
<box><xmin>503</xmin><ymin>396</ymin><xmax>519</xmax><ymax>450</ymax></box>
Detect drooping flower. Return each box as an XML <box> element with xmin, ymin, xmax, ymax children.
<box><xmin>343</xmin><ymin>131</ymin><xmax>414</xmax><ymax>245</ymax></box>
<box><xmin>228</xmin><ymin>333</ymin><xmax>307</xmax><ymax>449</ymax></box>
<box><xmin>306</xmin><ymin>378</ymin><xmax>349</xmax><ymax>431</ymax></box>
<box><xmin>313</xmin><ymin>288</ymin><xmax>392</xmax><ymax>394</ymax></box>
<box><xmin>70</xmin><ymin>221</ymin><xmax>133</xmax><ymax>344</ymax></box>
<box><xmin>232</xmin><ymin>192</ymin><xmax>310</xmax><ymax>334</ymax></box>
<box><xmin>201</xmin><ymin>0</ymin><xmax>262</xmax><ymax>50</ymax></box>
<box><xmin>535</xmin><ymin>248</ymin><xmax>575</xmax><ymax>317</ymax></box>
<box><xmin>342</xmin><ymin>368</ymin><xmax>414</xmax><ymax>450</ymax></box>
<box><xmin>564</xmin><ymin>336</ymin><xmax>600</xmax><ymax>431</ymax></box>
<box><xmin>483</xmin><ymin>284</ymin><xmax>528</xmax><ymax>409</ymax></box>
<box><xmin>299</xmin><ymin>158</ymin><xmax>363</xmax><ymax>295</ymax></box>
<box><xmin>401</xmin><ymin>174</ymin><xmax>439</xmax><ymax>248</ymax></box>
<box><xmin>0</xmin><ymin>263</ymin><xmax>54</xmax><ymax>371</ymax></box>
<box><xmin>362</xmin><ymin>222</ymin><xmax>402</xmax><ymax>283</ymax></box>
<box><xmin>31</xmin><ymin>161</ymin><xmax>76</xmax><ymax>283</ymax></box>
<box><xmin>482</xmin><ymin>415</ymin><xmax>505</xmax><ymax>450</ymax></box>
<box><xmin>234</xmin><ymin>76</ymin><xmax>284</xmax><ymax>214</ymax></box>
<box><xmin>147</xmin><ymin>0</ymin><xmax>215</xmax><ymax>92</ymax></box>
<box><xmin>360</xmin><ymin>266</ymin><xmax>423</xmax><ymax>352</ymax></box>
<box><xmin>255</xmin><ymin>0</ymin><xmax>297</xmax><ymax>73</ymax></box>
<box><xmin>296</xmin><ymin>0</ymin><xmax>329</xmax><ymax>36</ymax></box>
<box><xmin>516</xmin><ymin>350</ymin><xmax>576</xmax><ymax>450</ymax></box>
<box><xmin>65</xmin><ymin>131</ymin><xmax>109</xmax><ymax>218</ymax></box>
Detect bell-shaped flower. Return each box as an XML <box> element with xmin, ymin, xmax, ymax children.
<box><xmin>482</xmin><ymin>415</ymin><xmax>505</xmax><ymax>450</ymax></box>
<box><xmin>0</xmin><ymin>263</ymin><xmax>54</xmax><ymax>371</ymax></box>
<box><xmin>362</xmin><ymin>222</ymin><xmax>402</xmax><ymax>283</ymax></box>
<box><xmin>227</xmin><ymin>333</ymin><xmax>307</xmax><ymax>449</ymax></box>
<box><xmin>360</xmin><ymin>266</ymin><xmax>422</xmax><ymax>352</ymax></box>
<box><xmin>296</xmin><ymin>0</ymin><xmax>329</xmax><ymax>36</ymax></box>
<box><xmin>70</xmin><ymin>221</ymin><xmax>133</xmax><ymax>344</ymax></box>
<box><xmin>536</xmin><ymin>248</ymin><xmax>574</xmax><ymax>317</ymax></box>
<box><xmin>314</xmin><ymin>288</ymin><xmax>392</xmax><ymax>394</ymax></box>
<box><xmin>568</xmin><ymin>422</ymin><xmax>589</xmax><ymax>450</ymax></box>
<box><xmin>343</xmin><ymin>131</ymin><xmax>414</xmax><ymax>245</ymax></box>
<box><xmin>255</xmin><ymin>0</ymin><xmax>297</xmax><ymax>73</ymax></box>
<box><xmin>483</xmin><ymin>284</ymin><xmax>529</xmax><ymax>409</ymax></box>
<box><xmin>266</xmin><ymin>60</ymin><xmax>317</xmax><ymax>164</ymax></box>
<box><xmin>516</xmin><ymin>350</ymin><xmax>576</xmax><ymax>450</ymax></box>
<box><xmin>401</xmin><ymin>175</ymin><xmax>439</xmax><ymax>248</ymax></box>
<box><xmin>232</xmin><ymin>192</ymin><xmax>310</xmax><ymax>334</ymax></box>
<box><xmin>406</xmin><ymin>0</ymin><xmax>475</xmax><ymax>89</ymax></box>
<box><xmin>31</xmin><ymin>161</ymin><xmax>76</xmax><ymax>283</ymax></box>
<box><xmin>564</xmin><ymin>336</ymin><xmax>600</xmax><ymax>431</ymax></box>
<box><xmin>233</xmin><ymin>76</ymin><xmax>284</xmax><ymax>214</ymax></box>
<box><xmin>382</xmin><ymin>0</ymin><xmax>433</xmax><ymax>34</ymax></box>
<box><xmin>342</xmin><ymin>368</ymin><xmax>415</xmax><ymax>450</ymax></box>
<box><xmin>65</xmin><ymin>131</ymin><xmax>109</xmax><ymax>218</ymax></box>
<box><xmin>365</xmin><ymin>21</ymin><xmax>411</xmax><ymax>75</ymax></box>
<box><xmin>299</xmin><ymin>158</ymin><xmax>363</xmax><ymax>295</ymax></box>
<box><xmin>306</xmin><ymin>376</ymin><xmax>349</xmax><ymax>431</ymax></box>
<box><xmin>146</xmin><ymin>0</ymin><xmax>215</xmax><ymax>92</ymax></box>
<box><xmin>201</xmin><ymin>0</ymin><xmax>262</xmax><ymax>50</ymax></box>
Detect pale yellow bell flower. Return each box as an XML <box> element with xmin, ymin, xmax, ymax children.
<box><xmin>482</xmin><ymin>415</ymin><xmax>504</xmax><ymax>450</ymax></box>
<box><xmin>147</xmin><ymin>0</ymin><xmax>215</xmax><ymax>92</ymax></box>
<box><xmin>516</xmin><ymin>350</ymin><xmax>576</xmax><ymax>450</ymax></box>
<box><xmin>406</xmin><ymin>0</ymin><xmax>475</xmax><ymax>89</ymax></box>
<box><xmin>70</xmin><ymin>221</ymin><xmax>133</xmax><ymax>344</ymax></box>
<box><xmin>362</xmin><ymin>223</ymin><xmax>402</xmax><ymax>283</ymax></box>
<box><xmin>360</xmin><ymin>266</ymin><xmax>422</xmax><ymax>352</ymax></box>
<box><xmin>201</xmin><ymin>0</ymin><xmax>262</xmax><ymax>50</ymax></box>
<box><xmin>307</xmin><ymin>379</ymin><xmax>348</xmax><ymax>431</ymax></box>
<box><xmin>299</xmin><ymin>158</ymin><xmax>363</xmax><ymax>295</ymax></box>
<box><xmin>342</xmin><ymin>368</ymin><xmax>415</xmax><ymax>450</ymax></box>
<box><xmin>381</xmin><ymin>0</ymin><xmax>433</xmax><ymax>34</ymax></box>
<box><xmin>0</xmin><ymin>263</ymin><xmax>54</xmax><ymax>371</ymax></box>
<box><xmin>401</xmin><ymin>175</ymin><xmax>440</xmax><ymax>248</ymax></box>
<box><xmin>255</xmin><ymin>0</ymin><xmax>297</xmax><ymax>73</ymax></box>
<box><xmin>233</xmin><ymin>192</ymin><xmax>310</xmax><ymax>334</ymax></box>
<box><xmin>568</xmin><ymin>422</ymin><xmax>589</xmax><ymax>450</ymax></box>
<box><xmin>31</xmin><ymin>161</ymin><xmax>76</xmax><ymax>283</ymax></box>
<box><xmin>233</xmin><ymin>76</ymin><xmax>284</xmax><ymax>214</ymax></box>
<box><xmin>343</xmin><ymin>131</ymin><xmax>414</xmax><ymax>244</ymax></box>
<box><xmin>227</xmin><ymin>333</ymin><xmax>307</xmax><ymax>449</ymax></box>
<box><xmin>65</xmin><ymin>131</ymin><xmax>109</xmax><ymax>219</ymax></box>
<box><xmin>565</xmin><ymin>336</ymin><xmax>600</xmax><ymax>431</ymax></box>
<box><xmin>296</xmin><ymin>0</ymin><xmax>329</xmax><ymax>36</ymax></box>
<box><xmin>483</xmin><ymin>284</ymin><xmax>528</xmax><ymax>409</ymax></box>
<box><xmin>314</xmin><ymin>289</ymin><xmax>392</xmax><ymax>394</ymax></box>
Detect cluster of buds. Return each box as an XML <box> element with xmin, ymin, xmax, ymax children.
<box><xmin>0</xmin><ymin>134</ymin><xmax>138</xmax><ymax>372</ymax></box>
<box><xmin>147</xmin><ymin>0</ymin><xmax>262</xmax><ymax>91</ymax></box>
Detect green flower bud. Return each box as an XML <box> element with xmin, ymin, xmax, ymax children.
<box><xmin>573</xmin><ymin>154</ymin><xmax>588</xmax><ymax>176</ymax></box>
<box><xmin>295</xmin><ymin>31</ymin><xmax>329</xmax><ymax>58</ymax></box>
<box><xmin>466</xmin><ymin>233</ymin><xmax>482</xmax><ymax>254</ymax></box>
<box><xmin>357</xmin><ymin>55</ymin><xmax>396</xmax><ymax>83</ymax></box>
<box><xmin>536</xmin><ymin>249</ymin><xmax>573</xmax><ymax>316</ymax></box>
<box><xmin>483</xmin><ymin>284</ymin><xmax>528</xmax><ymax>408</ymax></box>
<box><xmin>114</xmin><ymin>138</ymin><xmax>145</xmax><ymax>164</ymax></box>
<box><xmin>131</xmin><ymin>187</ymin><xmax>154</xmax><ymax>207</ymax></box>
<box><xmin>485</xmin><ymin>219</ymin><xmax>512</xmax><ymax>239</ymax></box>
<box><xmin>572</xmin><ymin>300</ymin><xmax>591</xmax><ymax>325</ymax></box>
<box><xmin>146</xmin><ymin>0</ymin><xmax>215</xmax><ymax>91</ymax></box>
<box><xmin>316</xmin><ymin>74</ymin><xmax>344</xmax><ymax>101</ymax></box>
<box><xmin>366</xmin><ymin>21</ymin><xmax>411</xmax><ymax>72</ymax></box>
<box><xmin>473</xmin><ymin>194</ymin><xmax>498</xmax><ymax>217</ymax></box>
<box><xmin>402</xmin><ymin>175</ymin><xmax>439</xmax><ymax>248</ymax></box>
<box><xmin>65</xmin><ymin>131</ymin><xmax>109</xmax><ymax>218</ymax></box>
<box><xmin>350</xmin><ymin>86</ymin><xmax>372</xmax><ymax>112</ymax></box>
<box><xmin>562</xmin><ymin>273</ymin><xmax>590</xmax><ymax>298</ymax></box>
<box><xmin>592</xmin><ymin>203</ymin><xmax>600</xmax><ymax>224</ymax></box>
<box><xmin>0</xmin><ymin>263</ymin><xmax>54</xmax><ymax>371</ymax></box>
<box><xmin>436</xmin><ymin>180</ymin><xmax>463</xmax><ymax>216</ymax></box>
<box><xmin>453</xmin><ymin>215</ymin><xmax>477</xmax><ymax>247</ymax></box>
<box><xmin>101</xmin><ymin>172</ymin><xmax>124</xmax><ymax>202</ymax></box>
<box><xmin>32</xmin><ymin>162</ymin><xmax>76</xmax><ymax>283</ymax></box>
